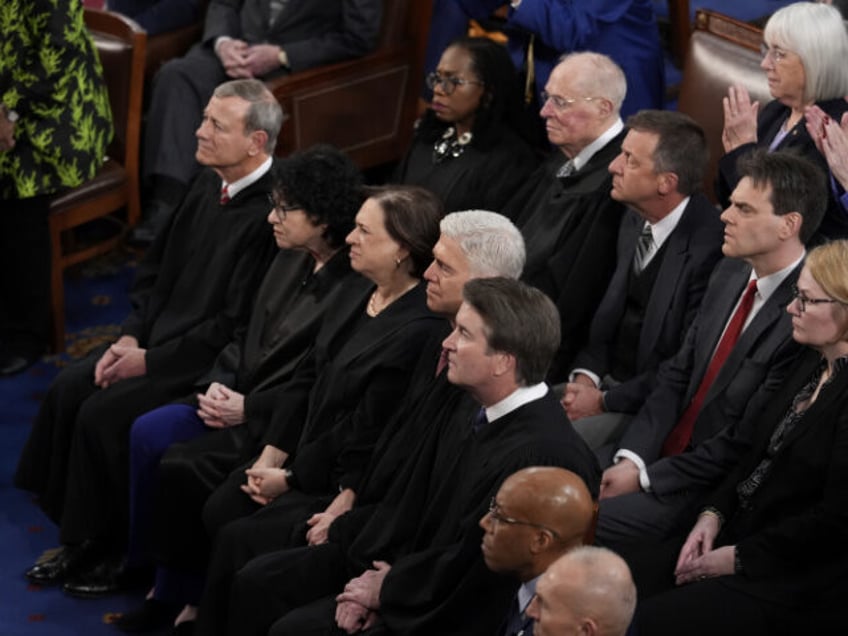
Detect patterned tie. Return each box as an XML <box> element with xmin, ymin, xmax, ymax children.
<box><xmin>557</xmin><ymin>159</ymin><xmax>575</xmax><ymax>178</ymax></box>
<box><xmin>220</xmin><ymin>185</ymin><xmax>230</xmax><ymax>205</ymax></box>
<box><xmin>661</xmin><ymin>280</ymin><xmax>759</xmax><ymax>456</ymax></box>
<box><xmin>632</xmin><ymin>223</ymin><xmax>654</xmax><ymax>274</ymax></box>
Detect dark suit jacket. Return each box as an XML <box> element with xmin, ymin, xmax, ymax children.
<box><xmin>570</xmin><ymin>193</ymin><xmax>724</xmax><ymax>410</ymax></box>
<box><xmin>716</xmin><ymin>98</ymin><xmax>848</xmax><ymax>240</ymax></box>
<box><xmin>706</xmin><ymin>349</ymin><xmax>848</xmax><ymax>608</ymax></box>
<box><xmin>202</xmin><ymin>0</ymin><xmax>381</xmax><ymax>72</ymax></box>
<box><xmin>616</xmin><ymin>257</ymin><xmax>803</xmax><ymax>495</ymax></box>
<box><xmin>505</xmin><ymin>134</ymin><xmax>627</xmax><ymax>378</ymax></box>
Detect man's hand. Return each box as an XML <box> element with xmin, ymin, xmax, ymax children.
<box><xmin>216</xmin><ymin>38</ymin><xmax>252</xmax><ymax>78</ymax></box>
<box><xmin>561</xmin><ymin>382</ymin><xmax>605</xmax><ymax>421</ymax></box>
<box><xmin>599</xmin><ymin>458</ymin><xmax>640</xmax><ymax>500</ymax></box>
<box><xmin>721</xmin><ymin>85</ymin><xmax>759</xmax><ymax>153</ymax></box>
<box><xmin>674</xmin><ymin>545</ymin><xmax>735</xmax><ymax>586</ymax></box>
<box><xmin>806</xmin><ymin>103</ymin><xmax>848</xmax><ymax>191</ymax></box>
<box><xmin>244</xmin><ymin>44</ymin><xmax>284</xmax><ymax>77</ymax></box>
<box><xmin>93</xmin><ymin>335</ymin><xmax>142</xmax><ymax>387</ymax></box>
<box><xmin>240</xmin><ymin>466</ymin><xmax>289</xmax><ymax>505</ymax></box>
<box><xmin>336</xmin><ymin>561</ymin><xmax>392</xmax><ymax>610</ymax></box>
<box><xmin>196</xmin><ymin>382</ymin><xmax>246</xmax><ymax>428</ymax></box>
<box><xmin>334</xmin><ymin>600</ymin><xmax>377</xmax><ymax>634</ymax></box>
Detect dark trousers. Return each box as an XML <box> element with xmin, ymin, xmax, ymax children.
<box><xmin>0</xmin><ymin>194</ymin><xmax>51</xmax><ymax>353</ymax></box>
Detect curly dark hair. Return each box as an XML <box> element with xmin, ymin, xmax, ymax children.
<box><xmin>417</xmin><ymin>36</ymin><xmax>531</xmax><ymax>150</ymax></box>
<box><xmin>272</xmin><ymin>144</ymin><xmax>364</xmax><ymax>248</ymax></box>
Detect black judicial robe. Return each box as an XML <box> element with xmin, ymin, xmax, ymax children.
<box><xmin>395</xmin><ymin>127</ymin><xmax>539</xmax><ymax>213</ymax></box>
<box><xmin>237</xmin><ymin>391</ymin><xmax>601</xmax><ymax>636</ymax></box>
<box><xmin>15</xmin><ymin>166</ymin><xmax>276</xmax><ymax>533</ymax></box>
<box><xmin>503</xmin><ymin>135</ymin><xmax>627</xmax><ymax>378</ymax></box>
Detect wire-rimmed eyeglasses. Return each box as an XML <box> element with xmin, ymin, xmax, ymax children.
<box><xmin>487</xmin><ymin>497</ymin><xmax>562</xmax><ymax>539</ymax></box>
<box><xmin>540</xmin><ymin>91</ymin><xmax>600</xmax><ymax>112</ymax></box>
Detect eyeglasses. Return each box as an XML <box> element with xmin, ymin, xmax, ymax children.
<box><xmin>540</xmin><ymin>91</ymin><xmax>600</xmax><ymax>112</ymax></box>
<box><xmin>268</xmin><ymin>194</ymin><xmax>302</xmax><ymax>221</ymax></box>
<box><xmin>426</xmin><ymin>72</ymin><xmax>484</xmax><ymax>95</ymax></box>
<box><xmin>487</xmin><ymin>498</ymin><xmax>562</xmax><ymax>539</ymax></box>
<box><xmin>760</xmin><ymin>43</ymin><xmax>790</xmax><ymax>63</ymax></box>
<box><xmin>791</xmin><ymin>285</ymin><xmax>843</xmax><ymax>313</ymax></box>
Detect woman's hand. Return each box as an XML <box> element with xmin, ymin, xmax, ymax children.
<box><xmin>674</xmin><ymin>512</ymin><xmax>732</xmax><ymax>585</ymax></box>
<box><xmin>196</xmin><ymin>382</ymin><xmax>246</xmax><ymax>428</ymax></box>
<box><xmin>241</xmin><ymin>466</ymin><xmax>289</xmax><ymax>505</ymax></box>
<box><xmin>722</xmin><ymin>85</ymin><xmax>760</xmax><ymax>153</ymax></box>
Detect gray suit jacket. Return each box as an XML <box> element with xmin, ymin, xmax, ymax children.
<box><xmin>616</xmin><ymin>256</ymin><xmax>803</xmax><ymax>495</ymax></box>
<box><xmin>572</xmin><ymin>193</ymin><xmax>723</xmax><ymax>414</ymax></box>
<box><xmin>202</xmin><ymin>0</ymin><xmax>382</xmax><ymax>72</ymax></box>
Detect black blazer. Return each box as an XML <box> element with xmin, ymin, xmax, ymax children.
<box><xmin>716</xmin><ymin>97</ymin><xmax>848</xmax><ymax>240</ymax></box>
<box><xmin>617</xmin><ymin>257</ymin><xmax>804</xmax><ymax>495</ymax></box>
<box><xmin>571</xmin><ymin>193</ymin><xmax>724</xmax><ymax>409</ymax></box>
<box><xmin>706</xmin><ymin>348</ymin><xmax>848</xmax><ymax>607</ymax></box>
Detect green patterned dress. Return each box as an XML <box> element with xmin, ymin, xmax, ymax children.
<box><xmin>0</xmin><ymin>0</ymin><xmax>113</xmax><ymax>200</ymax></box>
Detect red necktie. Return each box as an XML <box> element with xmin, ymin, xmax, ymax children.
<box><xmin>661</xmin><ymin>280</ymin><xmax>758</xmax><ymax>456</ymax></box>
<box><xmin>220</xmin><ymin>185</ymin><xmax>230</xmax><ymax>205</ymax></box>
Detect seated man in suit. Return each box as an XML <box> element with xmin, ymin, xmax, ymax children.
<box><xmin>596</xmin><ymin>150</ymin><xmax>828</xmax><ymax>546</ymax></box>
<box><xmin>16</xmin><ymin>78</ymin><xmax>282</xmax><ymax>588</ymax></box>
<box><xmin>527</xmin><ymin>546</ymin><xmax>636</xmax><ymax>636</ymax></box>
<box><xmin>226</xmin><ymin>278</ymin><xmax>600</xmax><ymax>636</ymax></box>
<box><xmin>481</xmin><ymin>466</ymin><xmax>595</xmax><ymax>636</ymax></box>
<box><xmin>134</xmin><ymin>0</ymin><xmax>382</xmax><ymax>244</ymax></box>
<box><xmin>562</xmin><ymin>110</ymin><xmax>724</xmax><ymax>450</ymax></box>
<box><xmin>502</xmin><ymin>51</ymin><xmax>628</xmax><ymax>378</ymax></box>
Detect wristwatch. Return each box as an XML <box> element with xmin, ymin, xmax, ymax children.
<box><xmin>278</xmin><ymin>48</ymin><xmax>289</xmax><ymax>69</ymax></box>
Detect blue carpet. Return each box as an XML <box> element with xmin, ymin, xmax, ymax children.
<box><xmin>0</xmin><ymin>250</ymin><xmax>170</xmax><ymax>636</ymax></box>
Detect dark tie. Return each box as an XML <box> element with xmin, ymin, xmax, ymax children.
<box><xmin>661</xmin><ymin>280</ymin><xmax>758</xmax><ymax>456</ymax></box>
<box><xmin>503</xmin><ymin>595</ymin><xmax>523</xmax><ymax>636</ymax></box>
<box><xmin>220</xmin><ymin>185</ymin><xmax>230</xmax><ymax>205</ymax></box>
<box><xmin>632</xmin><ymin>223</ymin><xmax>654</xmax><ymax>274</ymax></box>
<box><xmin>472</xmin><ymin>407</ymin><xmax>488</xmax><ymax>432</ymax></box>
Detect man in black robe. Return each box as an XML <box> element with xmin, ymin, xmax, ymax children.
<box><xmin>17</xmin><ymin>79</ymin><xmax>282</xmax><ymax>588</ymax></box>
<box><xmin>227</xmin><ymin>278</ymin><xmax>600</xmax><ymax>636</ymax></box>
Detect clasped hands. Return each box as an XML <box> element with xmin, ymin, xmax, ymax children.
<box><xmin>335</xmin><ymin>561</ymin><xmax>391</xmax><ymax>634</ymax></box>
<box><xmin>216</xmin><ymin>39</ymin><xmax>281</xmax><ymax>78</ymax></box>
<box><xmin>240</xmin><ymin>445</ymin><xmax>289</xmax><ymax>506</ymax></box>
<box><xmin>674</xmin><ymin>512</ymin><xmax>735</xmax><ymax>585</ymax></box>
<box><xmin>93</xmin><ymin>335</ymin><xmax>146</xmax><ymax>388</ymax></box>
<box><xmin>196</xmin><ymin>381</ymin><xmax>245</xmax><ymax>428</ymax></box>
<box><xmin>560</xmin><ymin>373</ymin><xmax>605</xmax><ymax>421</ymax></box>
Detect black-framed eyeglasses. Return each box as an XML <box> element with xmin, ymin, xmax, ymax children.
<box><xmin>487</xmin><ymin>498</ymin><xmax>561</xmax><ymax>539</ymax></box>
<box><xmin>540</xmin><ymin>91</ymin><xmax>599</xmax><ymax>112</ymax></box>
<box><xmin>791</xmin><ymin>285</ymin><xmax>843</xmax><ymax>313</ymax></box>
<box><xmin>268</xmin><ymin>194</ymin><xmax>302</xmax><ymax>221</ymax></box>
<box><xmin>760</xmin><ymin>43</ymin><xmax>790</xmax><ymax>63</ymax></box>
<box><xmin>426</xmin><ymin>71</ymin><xmax>484</xmax><ymax>95</ymax></box>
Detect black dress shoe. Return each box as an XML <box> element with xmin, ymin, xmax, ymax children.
<box><xmin>0</xmin><ymin>350</ymin><xmax>39</xmax><ymax>376</ymax></box>
<box><xmin>25</xmin><ymin>541</ymin><xmax>100</xmax><ymax>585</ymax></box>
<box><xmin>114</xmin><ymin>599</ymin><xmax>179</xmax><ymax>633</ymax></box>
<box><xmin>62</xmin><ymin>554</ymin><xmax>125</xmax><ymax>598</ymax></box>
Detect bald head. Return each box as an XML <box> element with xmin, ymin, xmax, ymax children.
<box><xmin>480</xmin><ymin>467</ymin><xmax>594</xmax><ymax>582</ymax></box>
<box><xmin>527</xmin><ymin>546</ymin><xmax>636</xmax><ymax>636</ymax></box>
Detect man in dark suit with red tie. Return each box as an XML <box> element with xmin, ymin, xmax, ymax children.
<box><xmin>596</xmin><ymin>150</ymin><xmax>828</xmax><ymax>546</ymax></box>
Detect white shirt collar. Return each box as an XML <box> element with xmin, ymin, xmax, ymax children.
<box><xmin>518</xmin><ymin>575</ymin><xmax>540</xmax><ymax>612</ymax></box>
<box><xmin>647</xmin><ymin>196</ymin><xmax>689</xmax><ymax>250</ymax></box>
<box><xmin>568</xmin><ymin>118</ymin><xmax>624</xmax><ymax>173</ymax></box>
<box><xmin>221</xmin><ymin>156</ymin><xmax>273</xmax><ymax>200</ymax></box>
<box><xmin>485</xmin><ymin>382</ymin><xmax>548</xmax><ymax>423</ymax></box>
<box><xmin>751</xmin><ymin>251</ymin><xmax>805</xmax><ymax>303</ymax></box>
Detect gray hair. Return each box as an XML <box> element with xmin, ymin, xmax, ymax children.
<box><xmin>554</xmin><ymin>546</ymin><xmax>637</xmax><ymax>636</ymax></box>
<box><xmin>558</xmin><ymin>51</ymin><xmax>627</xmax><ymax>115</ymax></box>
<box><xmin>440</xmin><ymin>210</ymin><xmax>525</xmax><ymax>279</ymax></box>
<box><xmin>213</xmin><ymin>79</ymin><xmax>285</xmax><ymax>153</ymax></box>
<box><xmin>764</xmin><ymin>2</ymin><xmax>848</xmax><ymax>102</ymax></box>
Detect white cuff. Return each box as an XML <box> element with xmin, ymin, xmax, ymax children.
<box><xmin>614</xmin><ymin>449</ymin><xmax>652</xmax><ymax>492</ymax></box>
<box><xmin>569</xmin><ymin>368</ymin><xmax>601</xmax><ymax>388</ymax></box>
<box><xmin>214</xmin><ymin>36</ymin><xmax>233</xmax><ymax>55</ymax></box>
